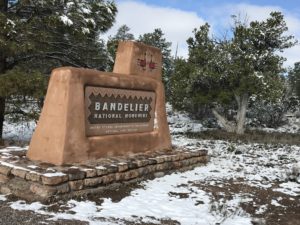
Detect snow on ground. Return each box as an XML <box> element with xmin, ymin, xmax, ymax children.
<box><xmin>167</xmin><ymin>103</ymin><xmax>207</xmax><ymax>134</ymax></box>
<box><xmin>0</xmin><ymin>146</ymin><xmax>27</xmax><ymax>153</ymax></box>
<box><xmin>2</xmin><ymin>120</ymin><xmax>35</xmax><ymax>141</ymax></box>
<box><xmin>254</xmin><ymin>116</ymin><xmax>300</xmax><ymax>134</ymax></box>
<box><xmin>4</xmin><ymin>140</ymin><xmax>253</xmax><ymax>225</ymax></box>
<box><xmin>167</xmin><ymin>103</ymin><xmax>300</xmax><ymax>134</ymax></box>
<box><xmin>2</xmin><ymin>103</ymin><xmax>299</xmax><ymax>141</ymax></box>
<box><xmin>2</xmin><ymin>136</ymin><xmax>299</xmax><ymax>225</ymax></box>
<box><xmin>1</xmin><ymin>104</ymin><xmax>299</xmax><ymax>224</ymax></box>
<box><xmin>0</xmin><ymin>195</ymin><xmax>7</xmax><ymax>202</ymax></box>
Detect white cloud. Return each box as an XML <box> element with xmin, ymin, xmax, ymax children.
<box><xmin>205</xmin><ymin>3</ymin><xmax>300</xmax><ymax>67</ymax></box>
<box><xmin>283</xmin><ymin>45</ymin><xmax>300</xmax><ymax>68</ymax></box>
<box><xmin>106</xmin><ymin>1</ymin><xmax>299</xmax><ymax>68</ymax></box>
<box><xmin>232</xmin><ymin>4</ymin><xmax>282</xmax><ymax>21</ymax></box>
<box><xmin>104</xmin><ymin>1</ymin><xmax>205</xmax><ymax>58</ymax></box>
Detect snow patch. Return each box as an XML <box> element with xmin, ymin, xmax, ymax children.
<box><xmin>10</xmin><ymin>201</ymin><xmax>45</xmax><ymax>212</ymax></box>
<box><xmin>81</xmin><ymin>27</ymin><xmax>90</xmax><ymax>34</ymax></box>
<box><xmin>274</xmin><ymin>182</ymin><xmax>300</xmax><ymax>196</ymax></box>
<box><xmin>166</xmin><ymin>103</ymin><xmax>206</xmax><ymax>134</ymax></box>
<box><xmin>3</xmin><ymin>121</ymin><xmax>35</xmax><ymax>141</ymax></box>
<box><xmin>84</xmin><ymin>18</ymin><xmax>96</xmax><ymax>27</ymax></box>
<box><xmin>81</xmin><ymin>7</ymin><xmax>91</xmax><ymax>14</ymax></box>
<box><xmin>255</xmin><ymin>204</ymin><xmax>268</xmax><ymax>214</ymax></box>
<box><xmin>0</xmin><ymin>195</ymin><xmax>7</xmax><ymax>201</ymax></box>
<box><xmin>42</xmin><ymin>172</ymin><xmax>66</xmax><ymax>177</ymax></box>
<box><xmin>271</xmin><ymin>199</ymin><xmax>284</xmax><ymax>207</ymax></box>
<box><xmin>59</xmin><ymin>15</ymin><xmax>73</xmax><ymax>26</ymax></box>
<box><xmin>10</xmin><ymin>169</ymin><xmax>251</xmax><ymax>225</ymax></box>
<box><xmin>95</xmin><ymin>166</ymin><xmax>106</xmax><ymax>170</ymax></box>
<box><xmin>6</xmin><ymin>19</ymin><xmax>16</xmax><ymax>27</ymax></box>
<box><xmin>0</xmin><ymin>161</ymin><xmax>30</xmax><ymax>171</ymax></box>
<box><xmin>27</xmin><ymin>165</ymin><xmax>39</xmax><ymax>169</ymax></box>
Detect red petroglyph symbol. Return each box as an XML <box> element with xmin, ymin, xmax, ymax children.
<box><xmin>137</xmin><ymin>53</ymin><xmax>147</xmax><ymax>70</ymax></box>
<box><xmin>148</xmin><ymin>55</ymin><xmax>156</xmax><ymax>70</ymax></box>
<box><xmin>137</xmin><ymin>53</ymin><xmax>157</xmax><ymax>72</ymax></box>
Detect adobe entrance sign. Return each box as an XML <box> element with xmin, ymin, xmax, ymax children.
<box><xmin>0</xmin><ymin>41</ymin><xmax>207</xmax><ymax>202</ymax></box>
<box><xmin>27</xmin><ymin>41</ymin><xmax>172</xmax><ymax>165</ymax></box>
<box><xmin>85</xmin><ymin>86</ymin><xmax>156</xmax><ymax>136</ymax></box>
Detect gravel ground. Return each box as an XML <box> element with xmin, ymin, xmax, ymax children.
<box><xmin>1</xmin><ymin>137</ymin><xmax>300</xmax><ymax>225</ymax></box>
<box><xmin>0</xmin><ymin>203</ymin><xmax>88</xmax><ymax>225</ymax></box>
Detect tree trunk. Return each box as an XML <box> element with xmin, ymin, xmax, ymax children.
<box><xmin>0</xmin><ymin>98</ymin><xmax>5</xmax><ymax>139</ymax></box>
<box><xmin>235</xmin><ymin>93</ymin><xmax>249</xmax><ymax>135</ymax></box>
<box><xmin>0</xmin><ymin>1</ymin><xmax>8</xmax><ymax>12</ymax></box>
<box><xmin>212</xmin><ymin>93</ymin><xmax>249</xmax><ymax>135</ymax></box>
<box><xmin>0</xmin><ymin>53</ymin><xmax>6</xmax><ymax>140</ymax></box>
<box><xmin>0</xmin><ymin>0</ymin><xmax>8</xmax><ymax>140</ymax></box>
<box><xmin>0</xmin><ymin>55</ymin><xmax>5</xmax><ymax>139</ymax></box>
<box><xmin>212</xmin><ymin>108</ymin><xmax>235</xmax><ymax>133</ymax></box>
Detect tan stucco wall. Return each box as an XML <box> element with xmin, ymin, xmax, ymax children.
<box><xmin>27</xmin><ymin>41</ymin><xmax>171</xmax><ymax>165</ymax></box>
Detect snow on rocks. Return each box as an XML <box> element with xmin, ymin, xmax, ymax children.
<box><xmin>10</xmin><ymin>201</ymin><xmax>45</xmax><ymax>212</ymax></box>
<box><xmin>274</xmin><ymin>182</ymin><xmax>300</xmax><ymax>196</ymax></box>
<box><xmin>252</xmin><ymin>116</ymin><xmax>300</xmax><ymax>134</ymax></box>
<box><xmin>4</xmin><ymin>168</ymin><xmax>252</xmax><ymax>225</ymax></box>
<box><xmin>27</xmin><ymin>165</ymin><xmax>39</xmax><ymax>170</ymax></box>
<box><xmin>287</xmin><ymin>162</ymin><xmax>300</xmax><ymax>183</ymax></box>
<box><xmin>0</xmin><ymin>138</ymin><xmax>300</xmax><ymax>225</ymax></box>
<box><xmin>0</xmin><ymin>102</ymin><xmax>299</xmax><ymax>224</ymax></box>
<box><xmin>166</xmin><ymin>103</ymin><xmax>206</xmax><ymax>134</ymax></box>
<box><xmin>2</xmin><ymin>120</ymin><xmax>35</xmax><ymax>141</ymax></box>
<box><xmin>1</xmin><ymin>138</ymin><xmax>299</xmax><ymax>224</ymax></box>
<box><xmin>0</xmin><ymin>195</ymin><xmax>7</xmax><ymax>201</ymax></box>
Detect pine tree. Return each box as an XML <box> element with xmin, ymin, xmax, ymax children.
<box><xmin>0</xmin><ymin>0</ymin><xmax>117</xmax><ymax>138</ymax></box>
<box><xmin>107</xmin><ymin>24</ymin><xmax>135</xmax><ymax>71</ymax></box>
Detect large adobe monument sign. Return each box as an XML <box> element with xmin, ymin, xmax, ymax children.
<box><xmin>27</xmin><ymin>41</ymin><xmax>172</xmax><ymax>165</ymax></box>
<box><xmin>0</xmin><ymin>41</ymin><xmax>208</xmax><ymax>201</ymax></box>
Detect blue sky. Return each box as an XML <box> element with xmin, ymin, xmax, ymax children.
<box><xmin>106</xmin><ymin>0</ymin><xmax>300</xmax><ymax>67</ymax></box>
<box><xmin>117</xmin><ymin>0</ymin><xmax>300</xmax><ymax>14</ymax></box>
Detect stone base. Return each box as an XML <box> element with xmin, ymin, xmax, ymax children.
<box><xmin>0</xmin><ymin>148</ymin><xmax>208</xmax><ymax>202</ymax></box>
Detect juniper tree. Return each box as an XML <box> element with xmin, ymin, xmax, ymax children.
<box><xmin>138</xmin><ymin>28</ymin><xmax>173</xmax><ymax>96</ymax></box>
<box><xmin>289</xmin><ymin>62</ymin><xmax>300</xmax><ymax>99</ymax></box>
<box><xmin>107</xmin><ymin>24</ymin><xmax>135</xmax><ymax>71</ymax></box>
<box><xmin>0</xmin><ymin>0</ymin><xmax>117</xmax><ymax>138</ymax></box>
<box><xmin>171</xmin><ymin>12</ymin><xmax>296</xmax><ymax>134</ymax></box>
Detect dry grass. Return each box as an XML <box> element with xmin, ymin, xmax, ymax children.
<box><xmin>186</xmin><ymin>130</ymin><xmax>300</xmax><ymax>145</ymax></box>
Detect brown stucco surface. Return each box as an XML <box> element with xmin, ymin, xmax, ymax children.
<box><xmin>27</xmin><ymin>41</ymin><xmax>171</xmax><ymax>165</ymax></box>
<box><xmin>113</xmin><ymin>41</ymin><xmax>162</xmax><ymax>80</ymax></box>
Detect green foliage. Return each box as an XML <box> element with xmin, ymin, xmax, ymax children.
<box><xmin>288</xmin><ymin>62</ymin><xmax>300</xmax><ymax>99</ymax></box>
<box><xmin>170</xmin><ymin>58</ymin><xmax>194</xmax><ymax>110</ymax></box>
<box><xmin>0</xmin><ymin>66</ymin><xmax>48</xmax><ymax>122</ymax></box>
<box><xmin>0</xmin><ymin>0</ymin><xmax>118</xmax><ymax>137</ymax></box>
<box><xmin>2</xmin><ymin>0</ymin><xmax>117</xmax><ymax>70</ymax></box>
<box><xmin>107</xmin><ymin>26</ymin><xmax>173</xmax><ymax>94</ymax></box>
<box><xmin>227</xmin><ymin>143</ymin><xmax>236</xmax><ymax>152</ymax></box>
<box><xmin>107</xmin><ymin>25</ymin><xmax>135</xmax><ymax>71</ymax></box>
<box><xmin>0</xmin><ymin>67</ymin><xmax>47</xmax><ymax>98</ymax></box>
<box><xmin>138</xmin><ymin>28</ymin><xmax>173</xmax><ymax>96</ymax></box>
<box><xmin>171</xmin><ymin>12</ymin><xmax>296</xmax><ymax>120</ymax></box>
